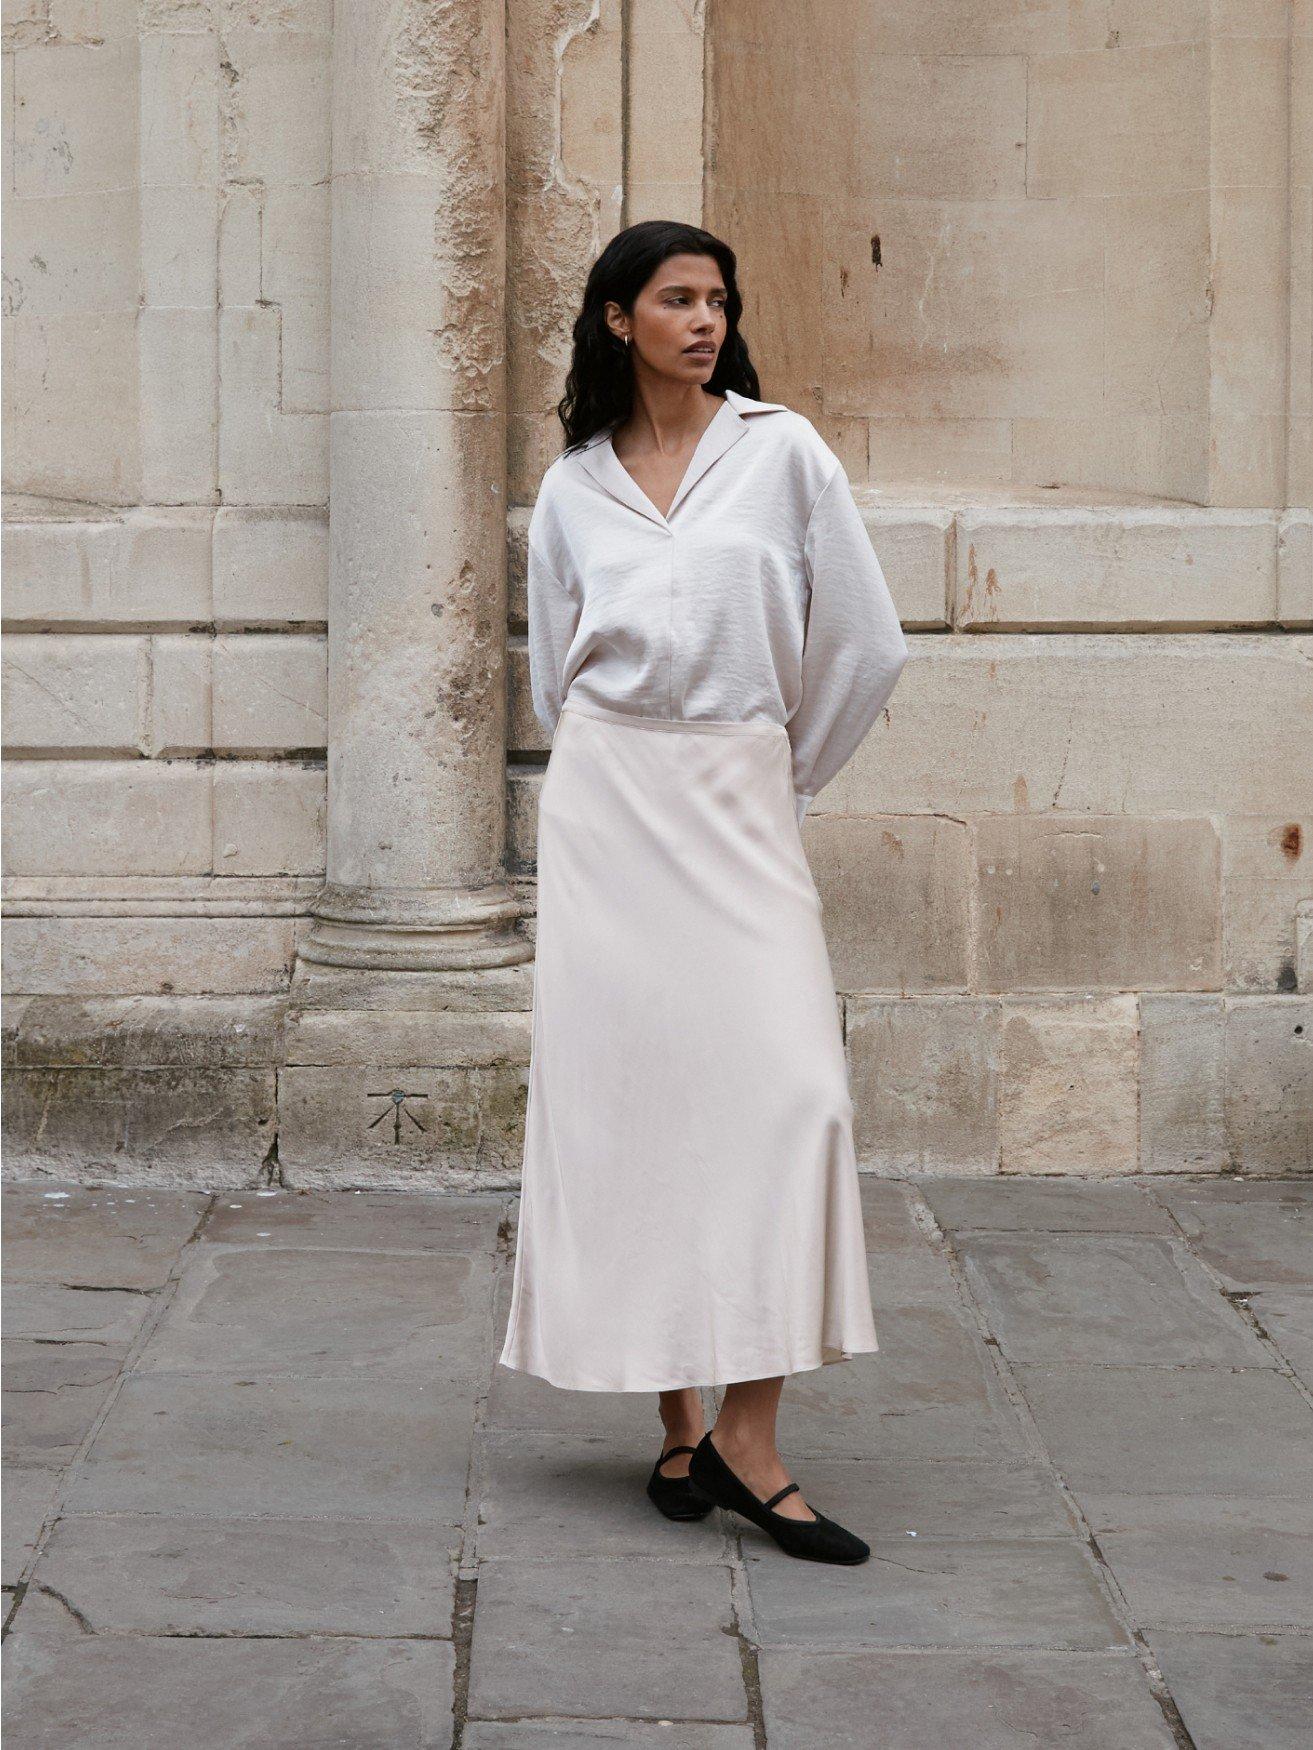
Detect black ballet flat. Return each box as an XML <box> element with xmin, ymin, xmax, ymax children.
<box><xmin>646</xmin><ymin>1443</ymin><xmax>716</xmax><ymax>1521</ymax></box>
<box><xmin>688</xmin><ymin>1432</ymin><xmax>870</xmax><ymax>1564</ymax></box>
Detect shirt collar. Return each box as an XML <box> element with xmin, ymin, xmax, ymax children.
<box><xmin>573</xmin><ymin>389</ymin><xmax>789</xmax><ymax>530</ymax></box>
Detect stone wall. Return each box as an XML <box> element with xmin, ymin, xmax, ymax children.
<box><xmin>3</xmin><ymin>0</ymin><xmax>1310</xmax><ymax>1182</ymax></box>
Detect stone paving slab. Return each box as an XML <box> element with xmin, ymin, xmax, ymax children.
<box><xmin>1</xmin><ymin>1184</ymin><xmax>206</xmax><ymax>1287</ymax></box>
<box><xmin>62</xmin><ymin>1372</ymin><xmax>476</xmax><ymax>1524</ymax></box>
<box><xmin>1</xmin><ymin>1466</ymin><xmax>60</xmax><ymax>1583</ymax></box>
<box><xmin>1077</xmin><ymin>1496</ymin><xmax>1313</xmax><ymax>1631</ymax></box>
<box><xmin>137</xmin><ymin>1245</ymin><xmax>493</xmax><ymax>1380</ymax></box>
<box><xmin>1252</xmin><ymin>1290</ymin><xmax>1313</xmax><ymax>1384</ymax></box>
<box><xmin>474</xmin><ymin>1433</ymin><xmax>728</xmax><ymax>1564</ymax></box>
<box><xmin>2</xmin><ymin>1340</ymin><xmax>130</xmax><ymax>1469</ymax></box>
<box><xmin>1147</xmin><ymin>1631</ymin><xmax>1313</xmax><ymax>1750</ymax></box>
<box><xmin>920</xmin><ymin>1177</ymin><xmax>1174</xmax><ymax>1235</ymax></box>
<box><xmin>1152</xmin><ymin>1180</ymin><xmax>1313</xmax><ymax>1289</ymax></box>
<box><xmin>1015</xmin><ymin>1365</ymin><xmax>1313</xmax><ymax>1498</ymax></box>
<box><xmin>467</xmin><ymin>1559</ymin><xmax>747</xmax><ymax>1723</ymax></box>
<box><xmin>757</xmin><ymin>1648</ymin><xmax>1176</xmax><ymax>1748</ymax></box>
<box><xmin>957</xmin><ymin>1233</ymin><xmax>1269</xmax><ymax>1365</ymax></box>
<box><xmin>202</xmin><ymin>1187</ymin><xmax>506</xmax><ymax>1253</ymax></box>
<box><xmin>777</xmin><ymin>1305</ymin><xmax>1027</xmax><ymax>1460</ymax></box>
<box><xmin>2</xmin><ymin>1282</ymin><xmax>156</xmax><ymax>1345</ymax></box>
<box><xmin>31</xmin><ymin>1512</ymin><xmax>458</xmax><ymax>1636</ymax></box>
<box><xmin>466</xmin><ymin>1725</ymin><xmax>755</xmax><ymax>1748</ymax></box>
<box><xmin>2</xmin><ymin>1588</ymin><xmax>457</xmax><ymax>1749</ymax></box>
<box><xmin>744</xmin><ymin>1537</ymin><xmax>1127</xmax><ymax>1651</ymax></box>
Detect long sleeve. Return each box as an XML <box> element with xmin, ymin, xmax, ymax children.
<box><xmin>527</xmin><ymin>539</ymin><xmax>582</xmax><ymax>739</ymax></box>
<box><xmin>788</xmin><ymin>463</ymin><xmax>909</xmax><ymax>825</ymax></box>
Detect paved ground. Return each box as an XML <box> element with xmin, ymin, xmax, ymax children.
<box><xmin>2</xmin><ymin>1174</ymin><xmax>1311</xmax><ymax>1749</ymax></box>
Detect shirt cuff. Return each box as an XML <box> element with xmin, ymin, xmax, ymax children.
<box><xmin>794</xmin><ymin>792</ymin><xmax>813</xmax><ymax>828</ymax></box>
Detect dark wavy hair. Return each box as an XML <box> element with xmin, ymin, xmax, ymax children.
<box><xmin>557</xmin><ymin>220</ymin><xmax>763</xmax><ymax>453</ymax></box>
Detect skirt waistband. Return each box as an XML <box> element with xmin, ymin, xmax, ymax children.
<box><xmin>560</xmin><ymin>697</ymin><xmax>787</xmax><ymax>741</ymax></box>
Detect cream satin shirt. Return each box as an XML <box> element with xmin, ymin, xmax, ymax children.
<box><xmin>526</xmin><ymin>387</ymin><xmax>909</xmax><ymax>825</ymax></box>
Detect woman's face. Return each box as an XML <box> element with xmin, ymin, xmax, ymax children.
<box><xmin>608</xmin><ymin>253</ymin><xmax>728</xmax><ymax>384</ymax></box>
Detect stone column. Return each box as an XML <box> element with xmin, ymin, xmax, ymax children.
<box><xmin>301</xmin><ymin>0</ymin><xmax>529</xmax><ymax>972</ymax></box>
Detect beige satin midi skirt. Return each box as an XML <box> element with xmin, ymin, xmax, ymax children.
<box><xmin>496</xmin><ymin>696</ymin><xmax>879</xmax><ymax>1393</ymax></box>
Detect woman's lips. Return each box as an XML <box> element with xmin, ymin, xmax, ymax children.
<box><xmin>684</xmin><ymin>346</ymin><xmax>715</xmax><ymax>355</ymax></box>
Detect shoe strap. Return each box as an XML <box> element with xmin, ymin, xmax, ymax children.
<box><xmin>764</xmin><ymin>1482</ymin><xmax>800</xmax><ymax>1510</ymax></box>
<box><xmin>656</xmin><ymin>1444</ymin><xmax>697</xmax><ymax>1468</ymax></box>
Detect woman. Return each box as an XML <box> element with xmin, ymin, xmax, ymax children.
<box><xmin>497</xmin><ymin>220</ymin><xmax>909</xmax><ymax>1566</ymax></box>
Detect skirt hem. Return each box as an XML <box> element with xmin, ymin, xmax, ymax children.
<box><xmin>494</xmin><ymin>1339</ymin><xmax>880</xmax><ymax>1396</ymax></box>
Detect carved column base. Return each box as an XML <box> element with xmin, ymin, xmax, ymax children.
<box><xmin>299</xmin><ymin>882</ymin><xmax>533</xmax><ymax>972</ymax></box>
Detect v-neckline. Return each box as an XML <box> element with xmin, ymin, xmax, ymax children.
<box><xmin>605</xmin><ymin>396</ymin><xmax>733</xmax><ymax>526</ymax></box>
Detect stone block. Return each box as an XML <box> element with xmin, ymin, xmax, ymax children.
<box><xmin>211</xmin><ymin>632</ymin><xmax>328</xmax><ymax>752</ymax></box>
<box><xmin>467</xmin><ymin>1560</ymin><xmax>745</xmax><ymax>1722</ymax></box>
<box><xmin>1224</xmin><ymin>997</ymin><xmax>1313</xmax><ymax>1174</ymax></box>
<box><xmin>467</xmin><ymin>1727</ymin><xmax>753</xmax><ymax>1749</ymax></box>
<box><xmin>201</xmin><ymin>1186</ymin><xmax>505</xmax><ymax>1252</ymax></box>
<box><xmin>745</xmin><ymin>1535</ymin><xmax>1126</xmax><ymax>1651</ymax></box>
<box><xmin>921</xmin><ymin>1177</ymin><xmax>1172</xmax><ymax>1235</ymax></box>
<box><xmin>1027</xmin><ymin>44</ymin><xmax>1207</xmax><ymax>200</ymax></box>
<box><xmin>5</xmin><ymin>308</ymin><xmax>141</xmax><ymax>503</ymax></box>
<box><xmin>138</xmin><ymin>27</ymin><xmax>220</xmax><ymax>189</ymax></box>
<box><xmin>957</xmin><ymin>1233</ymin><xmax>1267</xmax><ymax>1365</ymax></box>
<box><xmin>212</xmin><ymin>761</ymin><xmax>326</xmax><ymax>874</ymax></box>
<box><xmin>2</xmin><ymin>1467</ymin><xmax>59</xmax><ymax>1585</ymax></box>
<box><xmin>1148</xmin><ymin>1632</ymin><xmax>1313</xmax><ymax>1750</ymax></box>
<box><xmin>284</xmin><ymin>1006</ymin><xmax>528</xmax><ymax>1068</ymax></box>
<box><xmin>31</xmin><ymin>1511</ymin><xmax>456</xmax><ymax>1637</ymax></box>
<box><xmin>148</xmin><ymin>633</ymin><xmax>212</xmax><ymax>756</ymax></box>
<box><xmin>1016</xmin><ymin>1365</ymin><xmax>1313</xmax><ymax>1499</ymax></box>
<box><xmin>758</xmin><ymin>1650</ymin><xmax>1175</xmax><ymax>1749</ymax></box>
<box><xmin>976</xmin><ymin>816</ymin><xmax>1221</xmax><ymax>992</ymax></box>
<box><xmin>1</xmin><ymin>634</ymin><xmax>145</xmax><ymax>753</ymax></box>
<box><xmin>12</xmin><ymin>39</ymin><xmax>137</xmax><ymax>198</ymax></box>
<box><xmin>141</xmin><ymin>182</ymin><xmax>220</xmax><ymax>308</ymax></box>
<box><xmin>474</xmin><ymin>1431</ymin><xmax>728</xmax><ymax>1565</ymax></box>
<box><xmin>2</xmin><ymin>1339</ymin><xmax>128</xmax><ymax>1468</ymax></box>
<box><xmin>138</xmin><ymin>305</ymin><xmax>220</xmax><ymax>506</ymax></box>
<box><xmin>1140</xmin><ymin>994</ymin><xmax>1228</xmax><ymax>1172</ymax></box>
<box><xmin>807</xmin><ymin>814</ymin><xmax>970</xmax><ymax>990</ymax></box>
<box><xmin>2</xmin><ymin>1066</ymin><xmax>276</xmax><ymax>1179</ymax></box>
<box><xmin>3</xmin><ymin>187</ymin><xmax>138</xmax><ymax>316</ymax></box>
<box><xmin>1222</xmin><ymin>817</ymin><xmax>1312</xmax><ymax>992</ymax></box>
<box><xmin>954</xmin><ymin>510</ymin><xmax>1276</xmax><ymax>630</ymax></box>
<box><xmin>856</xmin><ymin>506</ymin><xmax>953</xmax><ymax>625</ymax></box>
<box><xmin>0</xmin><ymin>511</ymin><xmax>213</xmax><ymax>629</ymax></box>
<box><xmin>1252</xmin><ymin>1293</ymin><xmax>1313</xmax><ymax>1386</ymax></box>
<box><xmin>1103</xmin><ymin>192</ymin><xmax>1210</xmax><ymax>424</ymax></box>
<box><xmin>218</xmin><ymin>305</ymin><xmax>328</xmax><ymax>507</ymax></box>
<box><xmin>1</xmin><ymin>761</ymin><xmax>212</xmax><ymax>878</ymax></box>
<box><xmin>212</xmin><ymin>505</ymin><xmax>328</xmax><ymax>625</ymax></box>
<box><xmin>261</xmin><ymin>182</ymin><xmax>331</xmax><ymax>413</ymax></box>
<box><xmin>1</xmin><ymin>1593</ymin><xmax>456</xmax><ymax>1749</ymax></box>
<box><xmin>998</xmin><ymin>998</ymin><xmax>1140</xmax><ymax>1176</ymax></box>
<box><xmin>5</xmin><ymin>1281</ymin><xmax>156</xmax><ymax>1344</ymax></box>
<box><xmin>2</xmin><ymin>1175</ymin><xmax>208</xmax><ymax>1285</ymax></box>
<box><xmin>1153</xmin><ymin>1181</ymin><xmax>1313</xmax><ymax>1291</ymax></box>
<box><xmin>2</xmin><ymin>915</ymin><xmax>299</xmax><ymax>996</ymax></box>
<box><xmin>277</xmin><ymin>1062</ymin><xmax>527</xmax><ymax>1187</ymax></box>
<box><xmin>222</xmin><ymin>22</ymin><xmax>332</xmax><ymax>187</ymax></box>
<box><xmin>847</xmin><ymin>996</ymin><xmax>1000</xmax><ymax>1174</ymax></box>
<box><xmin>1278</xmin><ymin>509</ymin><xmax>1313</xmax><ymax>625</ymax></box>
<box><xmin>139</xmin><ymin>1245</ymin><xmax>492</xmax><ymax>1380</ymax></box>
<box><xmin>64</xmin><ymin>1372</ymin><xmax>476</xmax><ymax>1524</ymax></box>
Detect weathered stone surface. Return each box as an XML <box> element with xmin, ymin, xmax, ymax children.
<box><xmin>1251</xmin><ymin>1293</ymin><xmax>1313</xmax><ymax>1385</ymax></box>
<box><xmin>807</xmin><ymin>815</ymin><xmax>971</xmax><ymax>990</ymax></box>
<box><xmin>3</xmin><ymin>1282</ymin><xmax>156</xmax><ymax>1345</ymax></box>
<box><xmin>0</xmin><ymin>1465</ymin><xmax>58</xmax><ymax>1584</ymax></box>
<box><xmin>858</xmin><ymin>1177</ymin><xmax>964</xmax><ymax>1304</ymax></box>
<box><xmin>2</xmin><ymin>1340</ymin><xmax>128</xmax><ymax>1469</ymax></box>
<box><xmin>138</xmin><ymin>1245</ymin><xmax>492</xmax><ymax>1380</ymax></box>
<box><xmin>1140</xmin><ymin>995</ymin><xmax>1228</xmax><ymax>1172</ymax></box>
<box><xmin>921</xmin><ymin>1177</ymin><xmax>1172</xmax><ymax>1235</ymax></box>
<box><xmin>2</xmin><ymin>1178</ymin><xmax>206</xmax><ymax>1285</ymax></box>
<box><xmin>2</xmin><ymin>634</ymin><xmax>146</xmax><ymax>753</ymax></box>
<box><xmin>2</xmin><ymin>915</ymin><xmax>300</xmax><ymax>997</ymax></box>
<box><xmin>2</xmin><ymin>1065</ymin><xmax>276</xmax><ymax>1179</ymax></box>
<box><xmin>776</xmin><ymin>1305</ymin><xmax>1024</xmax><ymax>1461</ymax></box>
<box><xmin>211</xmin><ymin>632</ymin><xmax>327</xmax><ymax>753</ymax></box>
<box><xmin>758</xmin><ymin>1649</ymin><xmax>1175</xmax><ymax>1749</ymax></box>
<box><xmin>1017</xmin><ymin>1366</ymin><xmax>1313</xmax><ymax>1498</ymax></box>
<box><xmin>957</xmin><ymin>1234</ymin><xmax>1267</xmax><ymax>1365</ymax></box>
<box><xmin>212</xmin><ymin>505</ymin><xmax>328</xmax><ymax>626</ymax></box>
<box><xmin>467</xmin><ymin>1560</ymin><xmax>745</xmax><ymax>1722</ymax></box>
<box><xmin>1</xmin><ymin>512</ymin><xmax>213</xmax><ymax>628</ymax></box>
<box><xmin>64</xmin><ymin>1373</ymin><xmax>475</xmax><ymax>1525</ymax></box>
<box><xmin>2</xmin><ymin>1590</ymin><xmax>456</xmax><ymax>1750</ymax></box>
<box><xmin>975</xmin><ymin>816</ymin><xmax>1221</xmax><ymax>993</ymax></box>
<box><xmin>745</xmin><ymin>1535</ymin><xmax>1126</xmax><ymax>1650</ymax></box>
<box><xmin>1223</xmin><ymin>998</ymin><xmax>1313</xmax><ymax>1174</ymax></box>
<box><xmin>202</xmin><ymin>1187</ymin><xmax>506</xmax><ymax>1253</ymax></box>
<box><xmin>998</xmin><ymin>999</ymin><xmax>1140</xmax><ymax>1176</ymax></box>
<box><xmin>474</xmin><ymin>1432</ymin><xmax>727</xmax><ymax>1564</ymax></box>
<box><xmin>283</xmin><ymin>1007</ymin><xmax>529</xmax><ymax>1068</ymax></box>
<box><xmin>848</xmin><ymin>998</ymin><xmax>1000</xmax><ymax>1175</ymax></box>
<box><xmin>1154</xmin><ymin>1181</ymin><xmax>1313</xmax><ymax>1290</ymax></box>
<box><xmin>31</xmin><ymin>1512</ymin><xmax>457</xmax><ymax>1636</ymax></box>
<box><xmin>2</xmin><ymin>761</ymin><xmax>212</xmax><ymax>878</ymax></box>
<box><xmin>466</xmin><ymin>1726</ymin><xmax>754</xmax><ymax>1749</ymax></box>
<box><xmin>211</xmin><ymin>763</ymin><xmax>326</xmax><ymax>876</ymax></box>
<box><xmin>1148</xmin><ymin>1631</ymin><xmax>1313</xmax><ymax>1750</ymax></box>
<box><xmin>1082</xmin><ymin>1496</ymin><xmax>1313</xmax><ymax>1631</ymax></box>
<box><xmin>1222</xmin><ymin>816</ymin><xmax>1312</xmax><ymax>992</ymax></box>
